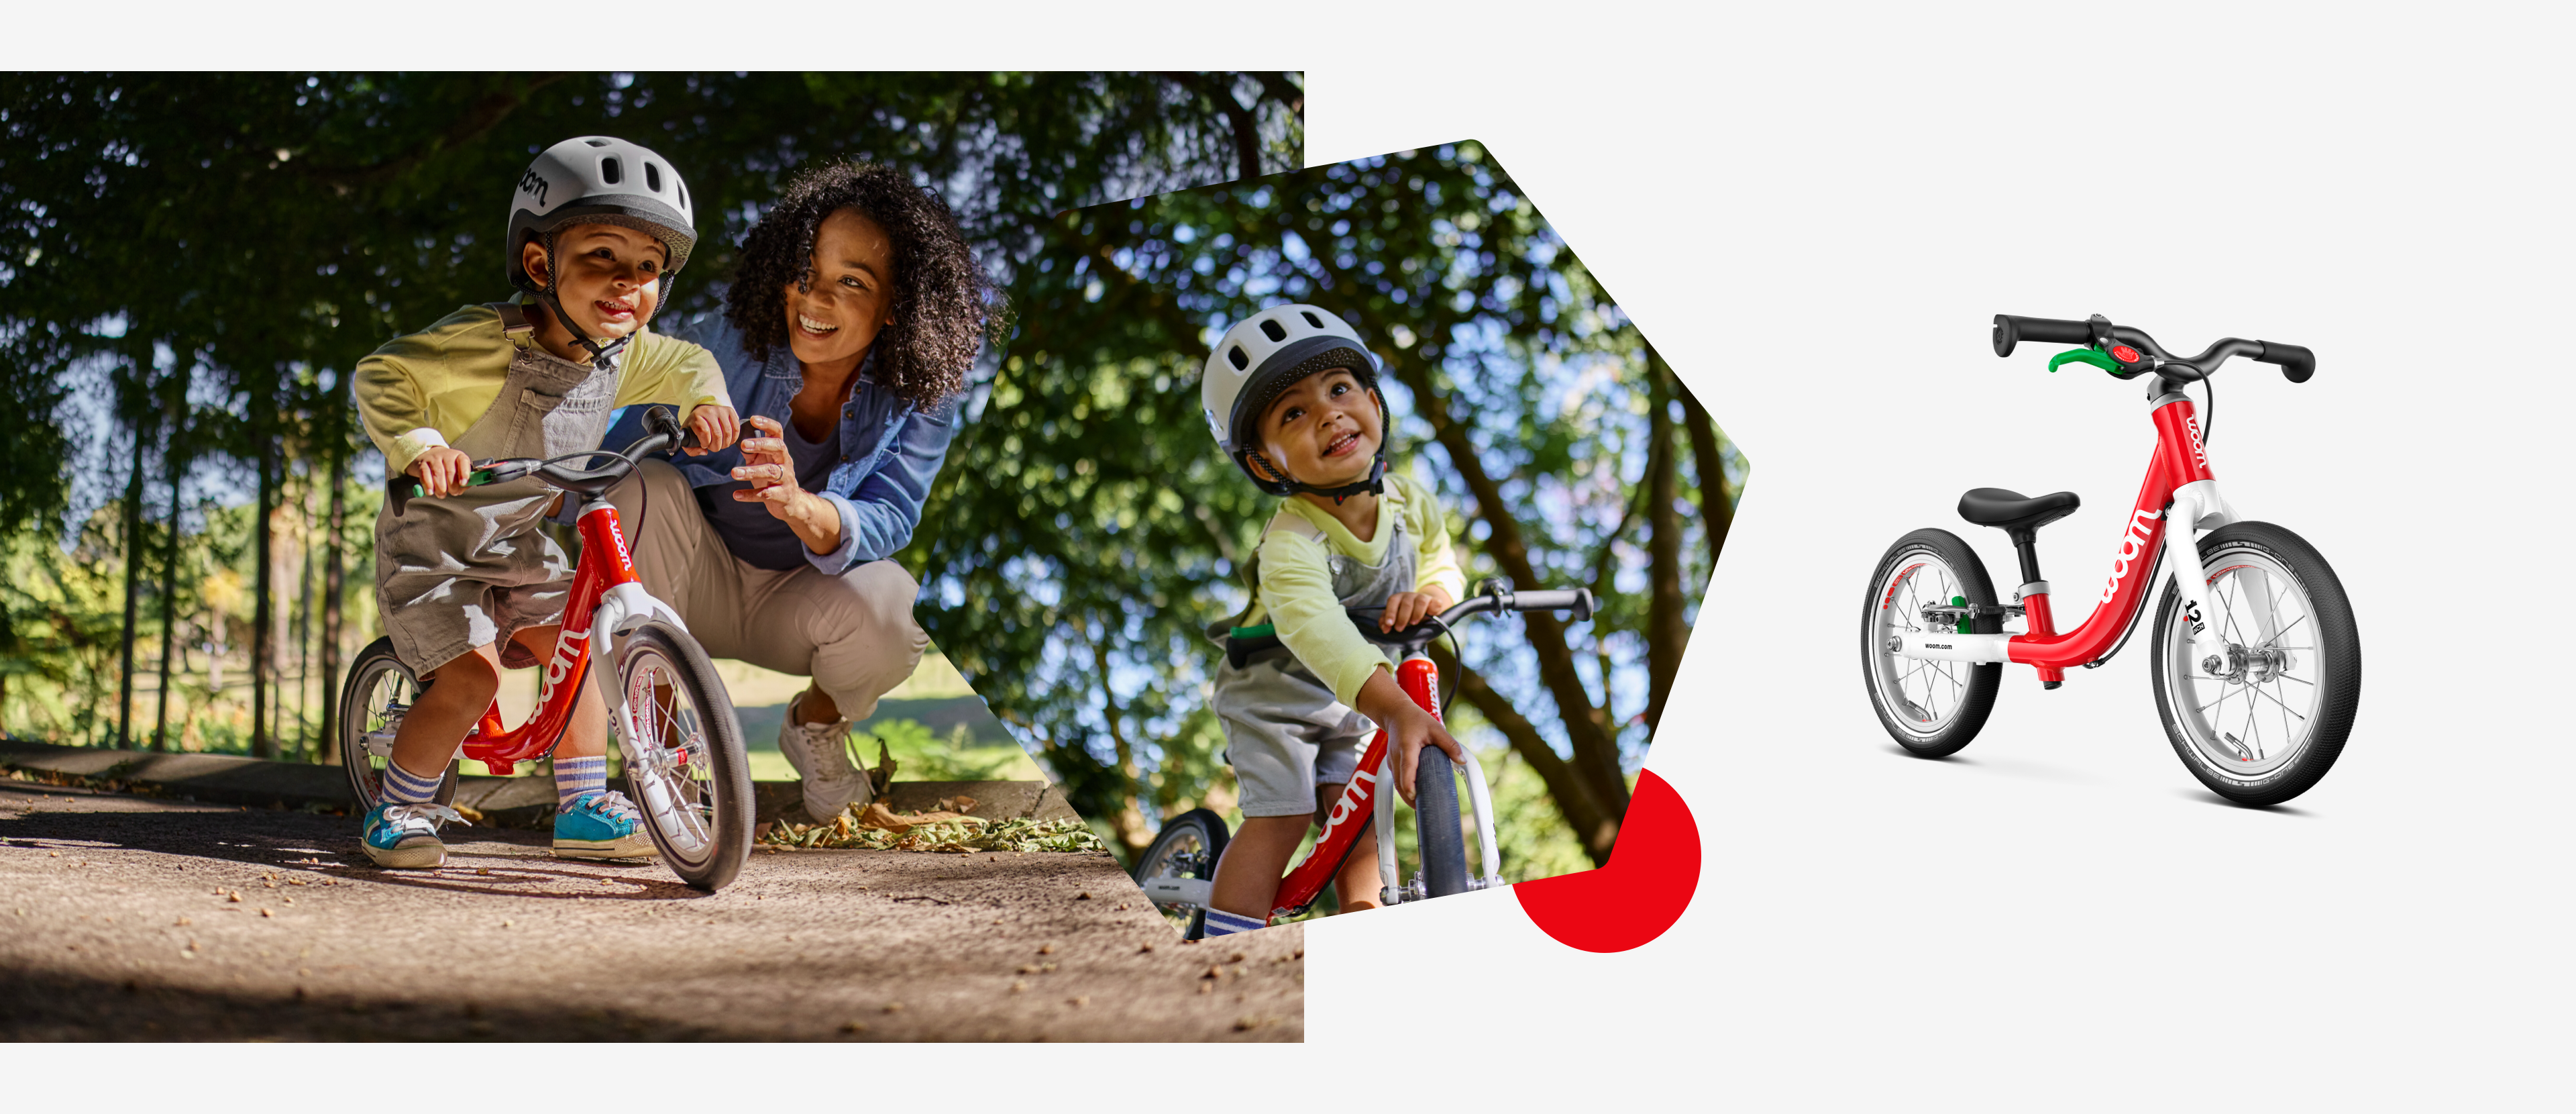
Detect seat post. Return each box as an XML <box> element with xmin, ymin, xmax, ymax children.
<box><xmin>2006</xmin><ymin>528</ymin><xmax>2043</xmax><ymax>587</ymax></box>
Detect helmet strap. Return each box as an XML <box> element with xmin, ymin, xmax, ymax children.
<box><xmin>528</xmin><ymin>230</ymin><xmax>634</xmax><ymax>372</ymax></box>
<box><xmin>1246</xmin><ymin>450</ymin><xmax>1387</xmax><ymax>504</ymax></box>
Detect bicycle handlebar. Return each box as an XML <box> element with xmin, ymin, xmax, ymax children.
<box><xmin>386</xmin><ymin>405</ymin><xmax>700</xmax><ymax>517</ymax></box>
<box><xmin>1222</xmin><ymin>583</ymin><xmax>1597</xmax><ymax>670</ymax></box>
<box><xmin>1994</xmin><ymin>314</ymin><xmax>2315</xmax><ymax>385</ymax></box>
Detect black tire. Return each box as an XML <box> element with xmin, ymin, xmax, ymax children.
<box><xmin>335</xmin><ymin>636</ymin><xmax>458</xmax><ymax>809</ymax></box>
<box><xmin>1862</xmin><ymin>529</ymin><xmax>2004</xmax><ymax>757</ymax></box>
<box><xmin>1413</xmin><ymin>747</ymin><xmax>1469</xmax><ymax>899</ymax></box>
<box><xmin>1134</xmin><ymin>809</ymin><xmax>1232</xmax><ymax>941</ymax></box>
<box><xmin>614</xmin><ymin>620</ymin><xmax>755</xmax><ymax>891</ymax></box>
<box><xmin>2151</xmin><ymin>521</ymin><xmax>2360</xmax><ymax>807</ymax></box>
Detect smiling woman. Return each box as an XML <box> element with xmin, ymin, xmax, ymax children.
<box><xmin>598</xmin><ymin>160</ymin><xmax>1005</xmax><ymax>825</ymax></box>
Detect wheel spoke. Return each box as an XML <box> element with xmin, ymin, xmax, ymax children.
<box><xmin>2247</xmin><ymin>681</ymin><xmax>2308</xmax><ymax>722</ymax></box>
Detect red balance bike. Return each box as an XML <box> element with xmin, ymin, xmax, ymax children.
<box><xmin>1132</xmin><ymin>581</ymin><xmax>1595</xmax><ymax>938</ymax></box>
<box><xmin>335</xmin><ymin>407</ymin><xmax>756</xmax><ymax>889</ymax></box>
<box><xmin>1862</xmin><ymin>315</ymin><xmax>2361</xmax><ymax>806</ymax></box>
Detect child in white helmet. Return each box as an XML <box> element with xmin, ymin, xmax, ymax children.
<box><xmin>1195</xmin><ymin>304</ymin><xmax>1470</xmax><ymax>936</ymax></box>
<box><xmin>349</xmin><ymin>136</ymin><xmax>739</xmax><ymax>869</ymax></box>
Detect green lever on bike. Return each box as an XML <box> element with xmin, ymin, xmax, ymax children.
<box><xmin>2049</xmin><ymin>348</ymin><xmax>2121</xmax><ymax>374</ymax></box>
<box><xmin>1952</xmin><ymin>595</ymin><xmax>1970</xmax><ymax>634</ymax></box>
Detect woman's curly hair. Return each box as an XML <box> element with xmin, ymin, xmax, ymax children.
<box><xmin>724</xmin><ymin>161</ymin><xmax>1002</xmax><ymax>410</ymax></box>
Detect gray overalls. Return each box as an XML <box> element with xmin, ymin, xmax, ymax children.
<box><xmin>374</xmin><ymin>306</ymin><xmax>619</xmax><ymax>675</ymax></box>
<box><xmin>1208</xmin><ymin>509</ymin><xmax>1416</xmax><ymax>819</ymax></box>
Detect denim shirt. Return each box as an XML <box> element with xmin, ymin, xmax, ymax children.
<box><xmin>598</xmin><ymin>314</ymin><xmax>961</xmax><ymax>576</ymax></box>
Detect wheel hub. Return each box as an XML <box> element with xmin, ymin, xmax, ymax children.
<box><xmin>2201</xmin><ymin>642</ymin><xmax>2295</xmax><ymax>685</ymax></box>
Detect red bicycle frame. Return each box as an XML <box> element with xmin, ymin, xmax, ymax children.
<box><xmin>1266</xmin><ymin>657</ymin><xmax>1442</xmax><ymax>921</ymax></box>
<box><xmin>1892</xmin><ymin>390</ymin><xmax>2235</xmax><ymax>679</ymax></box>
<box><xmin>460</xmin><ymin>504</ymin><xmax>644</xmax><ymax>776</ymax></box>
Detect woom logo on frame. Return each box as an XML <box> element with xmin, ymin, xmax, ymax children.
<box><xmin>2100</xmin><ymin>508</ymin><xmax>2163</xmax><ymax>604</ymax></box>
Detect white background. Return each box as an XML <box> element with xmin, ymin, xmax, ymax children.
<box><xmin>13</xmin><ymin>3</ymin><xmax>2568</xmax><ymax>1107</ymax></box>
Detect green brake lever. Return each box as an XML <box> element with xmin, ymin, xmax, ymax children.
<box><xmin>2048</xmin><ymin>348</ymin><xmax>2121</xmax><ymax>374</ymax></box>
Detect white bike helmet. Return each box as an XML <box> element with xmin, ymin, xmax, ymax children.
<box><xmin>505</xmin><ymin>136</ymin><xmax>698</xmax><ymax>368</ymax></box>
<box><xmin>1200</xmin><ymin>304</ymin><xmax>1389</xmax><ymax>499</ymax></box>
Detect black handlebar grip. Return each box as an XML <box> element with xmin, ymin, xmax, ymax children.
<box><xmin>2257</xmin><ymin>341</ymin><xmax>2316</xmax><ymax>384</ymax></box>
<box><xmin>1992</xmin><ymin>315</ymin><xmax>2094</xmax><ymax>358</ymax></box>
<box><xmin>1509</xmin><ymin>588</ymin><xmax>1597</xmax><ymax>622</ymax></box>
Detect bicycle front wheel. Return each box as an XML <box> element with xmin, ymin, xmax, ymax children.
<box><xmin>2151</xmin><ymin>521</ymin><xmax>2360</xmax><ymax>807</ymax></box>
<box><xmin>1134</xmin><ymin>809</ymin><xmax>1230</xmax><ymax>940</ymax></box>
<box><xmin>1413</xmin><ymin>748</ymin><xmax>1469</xmax><ymax>899</ymax></box>
<box><xmin>335</xmin><ymin>636</ymin><xmax>458</xmax><ymax>809</ymax></box>
<box><xmin>1861</xmin><ymin>529</ymin><xmax>2003</xmax><ymax>757</ymax></box>
<box><xmin>614</xmin><ymin>619</ymin><xmax>755</xmax><ymax>891</ymax></box>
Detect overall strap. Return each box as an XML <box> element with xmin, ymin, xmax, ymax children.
<box><xmin>486</xmin><ymin>301</ymin><xmax>537</xmax><ymax>352</ymax></box>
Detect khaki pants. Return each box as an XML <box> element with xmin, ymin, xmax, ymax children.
<box><xmin>606</xmin><ymin>458</ymin><xmax>927</xmax><ymax>722</ymax></box>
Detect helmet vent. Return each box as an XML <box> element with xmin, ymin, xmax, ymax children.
<box><xmin>645</xmin><ymin>162</ymin><xmax>662</xmax><ymax>193</ymax></box>
<box><xmin>1228</xmin><ymin>346</ymin><xmax>1250</xmax><ymax>371</ymax></box>
<box><xmin>1259</xmin><ymin>319</ymin><xmax>1287</xmax><ymax>342</ymax></box>
<box><xmin>1303</xmin><ymin>311</ymin><xmax>1326</xmax><ymax>328</ymax></box>
<box><xmin>600</xmin><ymin>157</ymin><xmax>623</xmax><ymax>185</ymax></box>
<box><xmin>584</xmin><ymin>138</ymin><xmax>610</xmax><ymax>147</ymax></box>
<box><xmin>677</xmin><ymin>180</ymin><xmax>689</xmax><ymax>208</ymax></box>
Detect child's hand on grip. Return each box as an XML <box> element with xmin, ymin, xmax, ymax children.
<box><xmin>1354</xmin><ymin>668</ymin><xmax>1464</xmax><ymax>805</ymax></box>
<box><xmin>405</xmin><ymin>446</ymin><xmax>475</xmax><ymax>498</ymax></box>
<box><xmin>684</xmin><ymin>404</ymin><xmax>740</xmax><ymax>456</ymax></box>
<box><xmin>1379</xmin><ymin>585</ymin><xmax>1456</xmax><ymax>632</ymax></box>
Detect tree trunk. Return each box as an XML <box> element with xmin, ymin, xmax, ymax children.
<box><xmin>156</xmin><ymin>368</ymin><xmax>192</xmax><ymax>752</ymax></box>
<box><xmin>319</xmin><ymin>450</ymin><xmax>346</xmax><ymax>765</ymax></box>
<box><xmin>154</xmin><ymin>434</ymin><xmax>184</xmax><ymax>752</ymax></box>
<box><xmin>295</xmin><ymin>480</ymin><xmax>317</xmax><ymax>760</ymax></box>
<box><xmin>1381</xmin><ymin>355</ymin><xmax>1631</xmax><ymax>825</ymax></box>
<box><xmin>252</xmin><ymin>438</ymin><xmax>276</xmax><ymax>760</ymax></box>
<box><xmin>1642</xmin><ymin>360</ymin><xmax>1688</xmax><ymax>733</ymax></box>
<box><xmin>1674</xmin><ymin>366</ymin><xmax>1735</xmax><ymax>557</ymax></box>
<box><xmin>118</xmin><ymin>422</ymin><xmax>146</xmax><ymax>748</ymax></box>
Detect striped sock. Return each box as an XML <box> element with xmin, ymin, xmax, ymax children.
<box><xmin>380</xmin><ymin>760</ymin><xmax>444</xmax><ymax>806</ymax></box>
<box><xmin>555</xmin><ymin>755</ymin><xmax>607</xmax><ymax>808</ymax></box>
<box><xmin>1202</xmin><ymin>909</ymin><xmax>1268</xmax><ymax>938</ymax></box>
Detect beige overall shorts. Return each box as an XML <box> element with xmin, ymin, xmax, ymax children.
<box><xmin>1208</xmin><ymin>513</ymin><xmax>1416</xmax><ymax>818</ymax></box>
<box><xmin>373</xmin><ymin>314</ymin><xmax>618</xmax><ymax>675</ymax></box>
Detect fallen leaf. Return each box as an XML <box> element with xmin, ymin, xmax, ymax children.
<box><xmin>260</xmin><ymin>908</ymin><xmax>274</xmax><ymax>918</ymax></box>
<box><xmin>840</xmin><ymin>1021</ymin><xmax>867</xmax><ymax>1033</ymax></box>
<box><xmin>1038</xmin><ymin>943</ymin><xmax>1055</xmax><ymax>955</ymax></box>
<box><xmin>882</xmin><ymin>1001</ymin><xmax>904</xmax><ymax>1013</ymax></box>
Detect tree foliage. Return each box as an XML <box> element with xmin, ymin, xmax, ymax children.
<box><xmin>0</xmin><ymin>72</ymin><xmax>1299</xmax><ymax>755</ymax></box>
<box><xmin>914</xmin><ymin>144</ymin><xmax>1742</xmax><ymax>868</ymax></box>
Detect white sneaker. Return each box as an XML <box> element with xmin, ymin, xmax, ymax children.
<box><xmin>777</xmin><ymin>691</ymin><xmax>871</xmax><ymax>821</ymax></box>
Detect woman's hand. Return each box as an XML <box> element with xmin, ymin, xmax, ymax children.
<box><xmin>684</xmin><ymin>403</ymin><xmax>740</xmax><ymax>456</ymax></box>
<box><xmin>1354</xmin><ymin>668</ymin><xmax>1465</xmax><ymax>805</ymax></box>
<box><xmin>405</xmin><ymin>446</ymin><xmax>475</xmax><ymax>498</ymax></box>
<box><xmin>1379</xmin><ymin>584</ymin><xmax>1456</xmax><ymax>632</ymax></box>
<box><xmin>730</xmin><ymin>415</ymin><xmax>845</xmax><ymax>554</ymax></box>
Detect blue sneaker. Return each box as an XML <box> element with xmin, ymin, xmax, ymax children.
<box><xmin>553</xmin><ymin>791</ymin><xmax>656</xmax><ymax>860</ymax></box>
<box><xmin>361</xmin><ymin>802</ymin><xmax>461</xmax><ymax>869</ymax></box>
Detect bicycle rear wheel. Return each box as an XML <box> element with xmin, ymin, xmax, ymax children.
<box><xmin>1862</xmin><ymin>528</ymin><xmax>2004</xmax><ymax>758</ymax></box>
<box><xmin>614</xmin><ymin>620</ymin><xmax>754</xmax><ymax>891</ymax></box>
<box><xmin>2151</xmin><ymin>521</ymin><xmax>2360</xmax><ymax>806</ymax></box>
<box><xmin>335</xmin><ymin>636</ymin><xmax>458</xmax><ymax>809</ymax></box>
<box><xmin>1413</xmin><ymin>748</ymin><xmax>1469</xmax><ymax>899</ymax></box>
<box><xmin>1134</xmin><ymin>809</ymin><xmax>1231</xmax><ymax>940</ymax></box>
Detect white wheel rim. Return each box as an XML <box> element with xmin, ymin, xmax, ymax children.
<box><xmin>623</xmin><ymin>648</ymin><xmax>719</xmax><ymax>864</ymax></box>
<box><xmin>2162</xmin><ymin>547</ymin><xmax>2326</xmax><ymax>780</ymax></box>
<box><xmin>1868</xmin><ymin>553</ymin><xmax>1975</xmax><ymax>737</ymax></box>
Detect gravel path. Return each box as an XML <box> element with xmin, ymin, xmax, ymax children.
<box><xmin>0</xmin><ymin>780</ymin><xmax>1300</xmax><ymax>1041</ymax></box>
